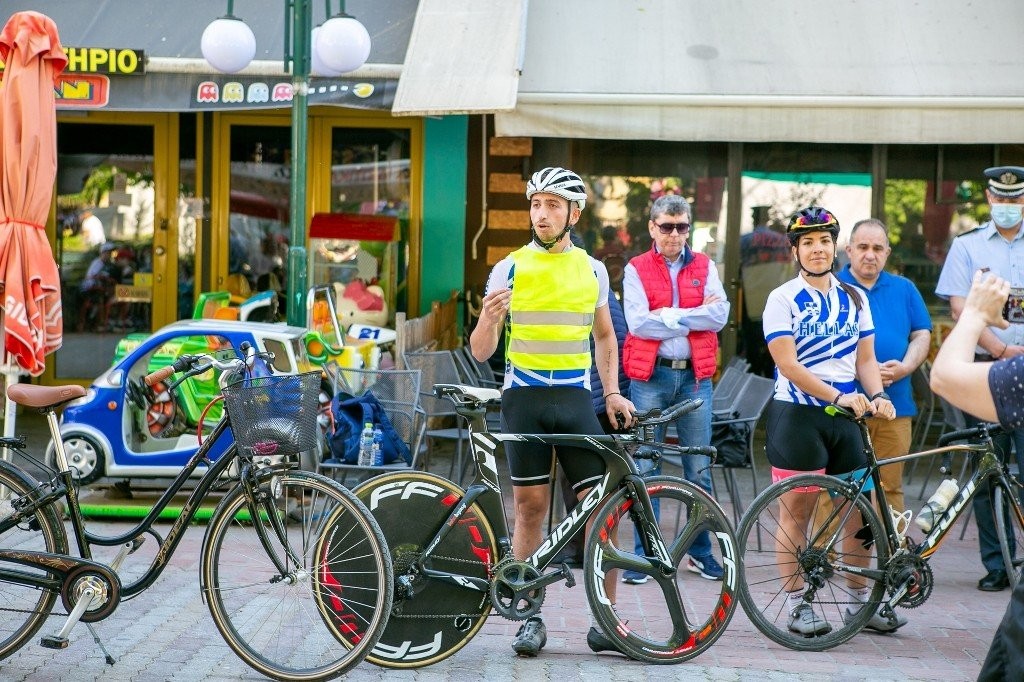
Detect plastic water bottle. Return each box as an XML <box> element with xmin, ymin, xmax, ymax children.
<box><xmin>915</xmin><ymin>479</ymin><xmax>959</xmax><ymax>533</ymax></box>
<box><xmin>372</xmin><ymin>427</ymin><xmax>384</xmax><ymax>466</ymax></box>
<box><xmin>358</xmin><ymin>422</ymin><xmax>374</xmax><ymax>466</ymax></box>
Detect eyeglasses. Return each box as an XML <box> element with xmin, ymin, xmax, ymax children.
<box><xmin>654</xmin><ymin>221</ymin><xmax>691</xmax><ymax>235</ymax></box>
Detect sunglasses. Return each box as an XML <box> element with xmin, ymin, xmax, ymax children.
<box><xmin>654</xmin><ymin>221</ymin><xmax>691</xmax><ymax>235</ymax></box>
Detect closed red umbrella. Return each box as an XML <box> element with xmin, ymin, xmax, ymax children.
<box><xmin>0</xmin><ymin>11</ymin><xmax>66</xmax><ymax>377</ymax></box>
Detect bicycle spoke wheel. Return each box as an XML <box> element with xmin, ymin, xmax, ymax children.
<box><xmin>0</xmin><ymin>460</ymin><xmax>67</xmax><ymax>659</ymax></box>
<box><xmin>201</xmin><ymin>469</ymin><xmax>392</xmax><ymax>681</ymax></box>
<box><xmin>353</xmin><ymin>471</ymin><xmax>498</xmax><ymax>668</ymax></box>
<box><xmin>994</xmin><ymin>482</ymin><xmax>1024</xmax><ymax>588</ymax></box>
<box><xmin>736</xmin><ymin>474</ymin><xmax>889</xmax><ymax>651</ymax></box>
<box><xmin>584</xmin><ymin>475</ymin><xmax>738</xmax><ymax>663</ymax></box>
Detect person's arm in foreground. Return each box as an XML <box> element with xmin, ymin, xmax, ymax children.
<box><xmin>592</xmin><ymin>305</ymin><xmax>636</xmax><ymax>428</ymax></box>
<box><xmin>930</xmin><ymin>271</ymin><xmax>1010</xmax><ymax>422</ymax></box>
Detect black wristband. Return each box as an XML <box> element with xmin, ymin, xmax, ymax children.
<box><xmin>870</xmin><ymin>391</ymin><xmax>891</xmax><ymax>401</ymax></box>
<box><xmin>831</xmin><ymin>393</ymin><xmax>843</xmax><ymax>405</ymax></box>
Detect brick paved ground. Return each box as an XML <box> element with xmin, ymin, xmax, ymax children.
<box><xmin>0</xmin><ymin>411</ymin><xmax>1005</xmax><ymax>681</ymax></box>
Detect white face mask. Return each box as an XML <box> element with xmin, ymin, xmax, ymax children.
<box><xmin>991</xmin><ymin>203</ymin><xmax>1024</xmax><ymax>228</ymax></box>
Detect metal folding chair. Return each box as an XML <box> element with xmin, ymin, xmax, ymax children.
<box><xmin>319</xmin><ymin>363</ymin><xmax>425</xmax><ymax>487</ymax></box>
<box><xmin>403</xmin><ymin>350</ymin><xmax>471</xmax><ymax>483</ymax></box>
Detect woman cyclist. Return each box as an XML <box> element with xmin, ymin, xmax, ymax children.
<box><xmin>760</xmin><ymin>206</ymin><xmax>896</xmax><ymax>637</ymax></box>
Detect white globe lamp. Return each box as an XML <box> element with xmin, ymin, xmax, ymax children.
<box><xmin>201</xmin><ymin>16</ymin><xmax>257</xmax><ymax>73</ymax></box>
<box><xmin>315</xmin><ymin>14</ymin><xmax>371</xmax><ymax>74</ymax></box>
<box><xmin>311</xmin><ymin>26</ymin><xmax>344</xmax><ymax>76</ymax></box>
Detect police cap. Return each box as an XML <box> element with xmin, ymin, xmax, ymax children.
<box><xmin>984</xmin><ymin>166</ymin><xmax>1024</xmax><ymax>198</ymax></box>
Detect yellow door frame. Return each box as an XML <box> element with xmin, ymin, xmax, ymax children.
<box><xmin>210</xmin><ymin>111</ymin><xmax>294</xmax><ymax>295</ymax></box>
<box><xmin>212</xmin><ymin>108</ymin><xmax>422</xmax><ymax>316</ymax></box>
<box><xmin>308</xmin><ymin>109</ymin><xmax>423</xmax><ymax>314</ymax></box>
<box><xmin>45</xmin><ymin>111</ymin><xmax>178</xmax><ymax>385</ymax></box>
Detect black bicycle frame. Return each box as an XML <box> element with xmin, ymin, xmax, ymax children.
<box><xmin>0</xmin><ymin>416</ymin><xmax>292</xmax><ymax>599</ymax></box>
<box><xmin>413</xmin><ymin>401</ymin><xmax>671</xmax><ymax>592</ymax></box>
<box><xmin>810</xmin><ymin>417</ymin><xmax>1012</xmax><ymax>587</ymax></box>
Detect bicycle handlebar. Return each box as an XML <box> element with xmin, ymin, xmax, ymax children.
<box><xmin>144</xmin><ymin>354</ymin><xmax>200</xmax><ymax>386</ymax></box>
<box><xmin>937</xmin><ymin>423</ymin><xmax>1002</xmax><ymax>448</ymax></box>
<box><xmin>635</xmin><ymin>398</ymin><xmax>703</xmax><ymax>426</ymax></box>
<box><xmin>142</xmin><ymin>343</ymin><xmax>275</xmax><ymax>392</ymax></box>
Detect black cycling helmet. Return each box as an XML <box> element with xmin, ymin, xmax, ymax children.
<box><xmin>787</xmin><ymin>206</ymin><xmax>840</xmax><ymax>277</ymax></box>
<box><xmin>786</xmin><ymin>206</ymin><xmax>840</xmax><ymax>246</ymax></box>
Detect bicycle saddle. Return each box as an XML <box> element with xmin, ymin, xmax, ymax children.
<box><xmin>433</xmin><ymin>383</ymin><xmax>501</xmax><ymax>405</ymax></box>
<box><xmin>7</xmin><ymin>383</ymin><xmax>86</xmax><ymax>409</ymax></box>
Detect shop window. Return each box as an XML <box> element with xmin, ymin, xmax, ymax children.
<box><xmin>227</xmin><ymin>125</ymin><xmax>291</xmax><ymax>319</ymax></box>
<box><xmin>312</xmin><ymin>127</ymin><xmax>411</xmax><ymax>319</ymax></box>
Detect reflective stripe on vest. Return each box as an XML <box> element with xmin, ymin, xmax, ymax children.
<box><xmin>507</xmin><ymin>246</ymin><xmax>598</xmax><ymax>371</ymax></box>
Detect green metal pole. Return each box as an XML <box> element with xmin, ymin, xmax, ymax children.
<box><xmin>286</xmin><ymin>0</ymin><xmax>311</xmax><ymax>326</ymax></box>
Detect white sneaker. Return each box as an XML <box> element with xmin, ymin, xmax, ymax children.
<box><xmin>843</xmin><ymin>604</ymin><xmax>907</xmax><ymax>633</ymax></box>
<box><xmin>788</xmin><ymin>602</ymin><xmax>832</xmax><ymax>636</ymax></box>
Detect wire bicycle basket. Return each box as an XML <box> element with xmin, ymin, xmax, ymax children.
<box><xmin>222</xmin><ymin>371</ymin><xmax>321</xmax><ymax>458</ymax></box>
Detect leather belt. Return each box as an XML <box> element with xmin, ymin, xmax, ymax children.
<box><xmin>657</xmin><ymin>357</ymin><xmax>691</xmax><ymax>370</ymax></box>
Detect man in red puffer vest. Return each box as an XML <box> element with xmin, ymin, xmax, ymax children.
<box><xmin>620</xmin><ymin>193</ymin><xmax>730</xmax><ymax>583</ymax></box>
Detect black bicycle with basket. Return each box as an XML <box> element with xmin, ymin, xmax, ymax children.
<box><xmin>0</xmin><ymin>343</ymin><xmax>392</xmax><ymax>681</ymax></box>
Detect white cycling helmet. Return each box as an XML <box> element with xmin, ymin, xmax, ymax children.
<box><xmin>526</xmin><ymin>167</ymin><xmax>588</xmax><ymax>211</ymax></box>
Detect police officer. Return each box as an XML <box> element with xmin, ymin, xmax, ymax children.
<box><xmin>935</xmin><ymin>165</ymin><xmax>1024</xmax><ymax>592</ymax></box>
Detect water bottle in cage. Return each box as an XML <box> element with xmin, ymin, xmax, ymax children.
<box><xmin>359</xmin><ymin>422</ymin><xmax>374</xmax><ymax>466</ymax></box>
<box><xmin>372</xmin><ymin>426</ymin><xmax>384</xmax><ymax>466</ymax></box>
<box><xmin>915</xmin><ymin>479</ymin><xmax>959</xmax><ymax>533</ymax></box>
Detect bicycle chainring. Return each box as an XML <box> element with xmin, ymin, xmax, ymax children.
<box><xmin>885</xmin><ymin>555</ymin><xmax>932</xmax><ymax>609</ymax></box>
<box><xmin>489</xmin><ymin>558</ymin><xmax>544</xmax><ymax>621</ymax></box>
<box><xmin>60</xmin><ymin>565</ymin><xmax>121</xmax><ymax>622</ymax></box>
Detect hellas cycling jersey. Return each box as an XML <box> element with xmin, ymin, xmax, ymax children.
<box><xmin>762</xmin><ymin>275</ymin><xmax>874</xmax><ymax>406</ymax></box>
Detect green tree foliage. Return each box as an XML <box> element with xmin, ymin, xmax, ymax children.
<box><xmin>883</xmin><ymin>179</ymin><xmax>926</xmax><ymax>248</ymax></box>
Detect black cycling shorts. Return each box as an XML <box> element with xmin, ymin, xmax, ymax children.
<box><xmin>764</xmin><ymin>399</ymin><xmax>866</xmax><ymax>475</ymax></box>
<box><xmin>500</xmin><ymin>385</ymin><xmax>605</xmax><ymax>491</ymax></box>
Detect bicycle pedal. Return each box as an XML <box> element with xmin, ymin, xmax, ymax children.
<box><xmin>39</xmin><ymin>635</ymin><xmax>69</xmax><ymax>649</ymax></box>
<box><xmin>560</xmin><ymin>562</ymin><xmax>576</xmax><ymax>588</ymax></box>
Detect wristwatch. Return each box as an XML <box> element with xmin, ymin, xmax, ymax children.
<box><xmin>870</xmin><ymin>391</ymin><xmax>891</xmax><ymax>401</ymax></box>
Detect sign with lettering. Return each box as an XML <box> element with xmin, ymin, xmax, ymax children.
<box><xmin>63</xmin><ymin>48</ymin><xmax>146</xmax><ymax>75</ymax></box>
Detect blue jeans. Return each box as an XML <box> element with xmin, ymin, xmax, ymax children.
<box><xmin>629</xmin><ymin>364</ymin><xmax>714</xmax><ymax>559</ymax></box>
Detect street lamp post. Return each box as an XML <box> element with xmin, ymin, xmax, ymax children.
<box><xmin>287</xmin><ymin>0</ymin><xmax>311</xmax><ymax>327</ymax></box>
<box><xmin>201</xmin><ymin>0</ymin><xmax>371</xmax><ymax>327</ymax></box>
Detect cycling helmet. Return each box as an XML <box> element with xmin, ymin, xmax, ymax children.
<box><xmin>526</xmin><ymin>167</ymin><xmax>588</xmax><ymax>211</ymax></box>
<box><xmin>787</xmin><ymin>206</ymin><xmax>841</xmax><ymax>277</ymax></box>
<box><xmin>786</xmin><ymin>206</ymin><xmax>840</xmax><ymax>245</ymax></box>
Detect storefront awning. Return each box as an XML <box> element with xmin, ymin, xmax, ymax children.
<box><xmin>392</xmin><ymin>0</ymin><xmax>526</xmax><ymax>115</ymax></box>
<box><xmin>496</xmin><ymin>0</ymin><xmax>1024</xmax><ymax>144</ymax></box>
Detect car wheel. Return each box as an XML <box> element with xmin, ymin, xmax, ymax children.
<box><xmin>59</xmin><ymin>432</ymin><xmax>106</xmax><ymax>485</ymax></box>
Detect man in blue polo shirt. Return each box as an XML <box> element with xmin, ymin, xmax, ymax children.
<box><xmin>839</xmin><ymin>218</ymin><xmax>930</xmax><ymax>632</ymax></box>
<box><xmin>840</xmin><ymin>219</ymin><xmax>932</xmax><ymax>519</ymax></box>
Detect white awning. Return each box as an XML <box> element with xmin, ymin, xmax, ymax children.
<box><xmin>496</xmin><ymin>0</ymin><xmax>1024</xmax><ymax>143</ymax></box>
<box><xmin>392</xmin><ymin>0</ymin><xmax>527</xmax><ymax>116</ymax></box>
